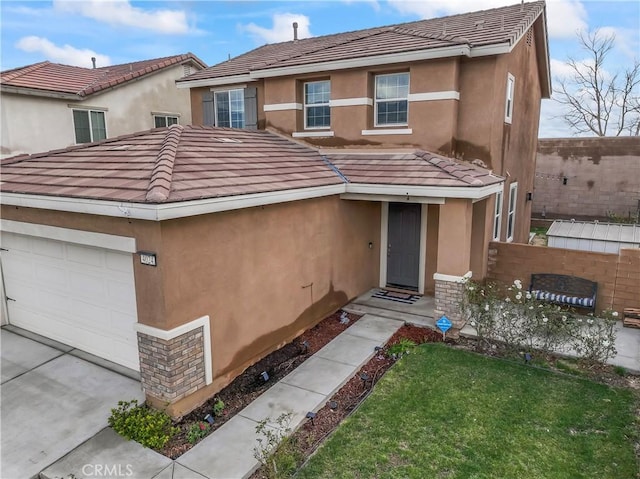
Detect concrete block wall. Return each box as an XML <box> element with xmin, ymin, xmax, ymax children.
<box><xmin>487</xmin><ymin>242</ymin><xmax>640</xmax><ymax>313</ymax></box>
<box><xmin>137</xmin><ymin>327</ymin><xmax>206</xmax><ymax>403</ymax></box>
<box><xmin>534</xmin><ymin>137</ymin><xmax>640</xmax><ymax>220</ymax></box>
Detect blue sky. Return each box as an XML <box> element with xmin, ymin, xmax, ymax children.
<box><xmin>1</xmin><ymin>0</ymin><xmax>638</xmax><ymax>137</ymax></box>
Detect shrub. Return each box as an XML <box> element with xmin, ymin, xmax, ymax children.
<box><xmin>461</xmin><ymin>278</ymin><xmax>617</xmax><ymax>364</ymax></box>
<box><xmin>387</xmin><ymin>338</ymin><xmax>416</xmax><ymax>359</ymax></box>
<box><xmin>187</xmin><ymin>421</ymin><xmax>211</xmax><ymax>444</ymax></box>
<box><xmin>108</xmin><ymin>400</ymin><xmax>178</xmax><ymax>449</ymax></box>
<box><xmin>213</xmin><ymin>398</ymin><xmax>225</xmax><ymax>417</ymax></box>
<box><xmin>253</xmin><ymin>412</ymin><xmax>302</xmax><ymax>479</ymax></box>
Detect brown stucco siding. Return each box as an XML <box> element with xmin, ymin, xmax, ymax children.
<box><xmin>156</xmin><ymin>195</ymin><xmax>380</xmax><ymax>415</ymax></box>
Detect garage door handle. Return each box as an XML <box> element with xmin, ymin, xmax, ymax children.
<box><xmin>6</xmin><ymin>297</ymin><xmax>15</xmax><ymax>302</ymax></box>
<box><xmin>0</xmin><ymin>248</ymin><xmax>7</xmax><ymax>251</ymax></box>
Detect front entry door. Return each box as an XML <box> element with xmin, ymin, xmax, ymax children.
<box><xmin>387</xmin><ymin>203</ymin><xmax>421</xmax><ymax>290</ymax></box>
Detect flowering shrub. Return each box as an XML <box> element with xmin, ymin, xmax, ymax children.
<box><xmin>187</xmin><ymin>421</ymin><xmax>211</xmax><ymax>444</ymax></box>
<box><xmin>461</xmin><ymin>278</ymin><xmax>618</xmax><ymax>364</ymax></box>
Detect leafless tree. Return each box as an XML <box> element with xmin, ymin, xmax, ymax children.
<box><xmin>555</xmin><ymin>29</ymin><xmax>640</xmax><ymax>136</ymax></box>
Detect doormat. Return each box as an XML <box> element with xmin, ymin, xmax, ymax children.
<box><xmin>372</xmin><ymin>289</ymin><xmax>421</xmax><ymax>304</ymax></box>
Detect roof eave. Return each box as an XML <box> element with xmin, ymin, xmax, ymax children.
<box><xmin>533</xmin><ymin>8</ymin><xmax>552</xmax><ymax>98</ymax></box>
<box><xmin>0</xmin><ymin>85</ymin><xmax>81</xmax><ymax>100</ymax></box>
<box><xmin>176</xmin><ymin>74</ymin><xmax>255</xmax><ymax>89</ymax></box>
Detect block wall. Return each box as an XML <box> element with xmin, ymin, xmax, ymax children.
<box><xmin>533</xmin><ymin>137</ymin><xmax>640</xmax><ymax>220</ymax></box>
<box><xmin>487</xmin><ymin>242</ymin><xmax>640</xmax><ymax>313</ymax></box>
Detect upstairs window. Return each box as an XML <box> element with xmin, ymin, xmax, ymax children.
<box><xmin>304</xmin><ymin>80</ymin><xmax>330</xmax><ymax>129</ymax></box>
<box><xmin>375</xmin><ymin>73</ymin><xmax>409</xmax><ymax>126</ymax></box>
<box><xmin>73</xmin><ymin>109</ymin><xmax>106</xmax><ymax>144</ymax></box>
<box><xmin>153</xmin><ymin>115</ymin><xmax>179</xmax><ymax>128</ymax></box>
<box><xmin>505</xmin><ymin>73</ymin><xmax>515</xmax><ymax>124</ymax></box>
<box><xmin>493</xmin><ymin>189</ymin><xmax>503</xmax><ymax>241</ymax></box>
<box><xmin>507</xmin><ymin>182</ymin><xmax>518</xmax><ymax>242</ymax></box>
<box><xmin>215</xmin><ymin>89</ymin><xmax>244</xmax><ymax>128</ymax></box>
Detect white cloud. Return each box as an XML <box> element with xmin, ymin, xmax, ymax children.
<box><xmin>16</xmin><ymin>36</ymin><xmax>111</xmax><ymax>68</ymax></box>
<box><xmin>53</xmin><ymin>0</ymin><xmax>190</xmax><ymax>34</ymax></box>
<box><xmin>538</xmin><ymin>97</ymin><xmax>574</xmax><ymax>138</ymax></box>
<box><xmin>597</xmin><ymin>26</ymin><xmax>639</xmax><ymax>60</ymax></box>
<box><xmin>242</xmin><ymin>13</ymin><xmax>312</xmax><ymax>44</ymax></box>
<box><xmin>386</xmin><ymin>0</ymin><xmax>587</xmax><ymax>39</ymax></box>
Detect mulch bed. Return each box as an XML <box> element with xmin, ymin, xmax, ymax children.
<box><xmin>159</xmin><ymin>310</ymin><xmax>362</xmax><ymax>459</ymax></box>
<box><xmin>249</xmin><ymin>324</ymin><xmax>446</xmax><ymax>479</ymax></box>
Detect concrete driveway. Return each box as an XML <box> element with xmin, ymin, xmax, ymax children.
<box><xmin>1</xmin><ymin>327</ymin><xmax>144</xmax><ymax>479</ymax></box>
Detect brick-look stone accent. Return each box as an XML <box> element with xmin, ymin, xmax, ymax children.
<box><xmin>434</xmin><ymin>278</ymin><xmax>467</xmax><ymax>334</ymax></box>
<box><xmin>137</xmin><ymin>327</ymin><xmax>206</xmax><ymax>403</ymax></box>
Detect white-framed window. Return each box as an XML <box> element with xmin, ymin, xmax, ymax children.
<box><xmin>375</xmin><ymin>72</ymin><xmax>409</xmax><ymax>126</ymax></box>
<box><xmin>153</xmin><ymin>115</ymin><xmax>179</xmax><ymax>128</ymax></box>
<box><xmin>304</xmin><ymin>80</ymin><xmax>330</xmax><ymax>129</ymax></box>
<box><xmin>493</xmin><ymin>189</ymin><xmax>503</xmax><ymax>241</ymax></box>
<box><xmin>505</xmin><ymin>73</ymin><xmax>515</xmax><ymax>124</ymax></box>
<box><xmin>215</xmin><ymin>89</ymin><xmax>244</xmax><ymax>128</ymax></box>
<box><xmin>507</xmin><ymin>182</ymin><xmax>518</xmax><ymax>242</ymax></box>
<box><xmin>72</xmin><ymin>109</ymin><xmax>106</xmax><ymax>143</ymax></box>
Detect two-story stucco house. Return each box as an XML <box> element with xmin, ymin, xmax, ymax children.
<box><xmin>0</xmin><ymin>2</ymin><xmax>550</xmax><ymax>417</ymax></box>
<box><xmin>0</xmin><ymin>53</ymin><xmax>206</xmax><ymax>158</ymax></box>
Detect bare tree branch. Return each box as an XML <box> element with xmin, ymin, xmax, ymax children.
<box><xmin>553</xmin><ymin>29</ymin><xmax>640</xmax><ymax>136</ymax></box>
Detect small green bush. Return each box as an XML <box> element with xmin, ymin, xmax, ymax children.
<box><xmin>213</xmin><ymin>398</ymin><xmax>225</xmax><ymax>417</ymax></box>
<box><xmin>388</xmin><ymin>338</ymin><xmax>416</xmax><ymax>358</ymax></box>
<box><xmin>108</xmin><ymin>400</ymin><xmax>178</xmax><ymax>449</ymax></box>
<box><xmin>187</xmin><ymin>421</ymin><xmax>211</xmax><ymax>444</ymax></box>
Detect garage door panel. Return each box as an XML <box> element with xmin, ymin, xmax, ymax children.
<box><xmin>31</xmin><ymin>236</ymin><xmax>65</xmax><ymax>259</ymax></box>
<box><xmin>1</xmin><ymin>232</ymin><xmax>139</xmax><ymax>371</ymax></box>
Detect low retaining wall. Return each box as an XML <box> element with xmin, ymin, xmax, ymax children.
<box><xmin>487</xmin><ymin>242</ymin><xmax>640</xmax><ymax>313</ymax></box>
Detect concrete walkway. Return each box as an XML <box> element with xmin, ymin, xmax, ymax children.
<box><xmin>41</xmin><ymin>313</ymin><xmax>403</xmax><ymax>479</ymax></box>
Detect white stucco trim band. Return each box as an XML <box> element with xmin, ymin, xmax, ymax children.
<box><xmin>292</xmin><ymin>131</ymin><xmax>335</xmax><ymax>138</ymax></box>
<box><xmin>362</xmin><ymin>129</ymin><xmax>413</xmax><ymax>136</ymax></box>
<box><xmin>263</xmin><ymin>103</ymin><xmax>303</xmax><ymax>112</ymax></box>
<box><xmin>0</xmin><ymin>219</ymin><xmax>136</xmax><ymax>252</ymax></box>
<box><xmin>433</xmin><ymin>271</ymin><xmax>473</xmax><ymax>283</ymax></box>
<box><xmin>330</xmin><ymin>98</ymin><xmax>373</xmax><ymax>107</ymax></box>
<box><xmin>408</xmin><ymin>91</ymin><xmax>460</xmax><ymax>102</ymax></box>
<box><xmin>135</xmin><ymin>315</ymin><xmax>213</xmax><ymax>385</ymax></box>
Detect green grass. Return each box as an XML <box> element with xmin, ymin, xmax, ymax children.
<box><xmin>298</xmin><ymin>344</ymin><xmax>637</xmax><ymax>479</ymax></box>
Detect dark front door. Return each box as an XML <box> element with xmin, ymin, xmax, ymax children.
<box><xmin>387</xmin><ymin>203</ymin><xmax>421</xmax><ymax>290</ymax></box>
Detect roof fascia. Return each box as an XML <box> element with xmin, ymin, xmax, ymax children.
<box><xmin>345</xmin><ymin>182</ymin><xmax>504</xmax><ymax>200</ymax></box>
<box><xmin>533</xmin><ymin>10</ymin><xmax>552</xmax><ymax>97</ymax></box>
<box><xmin>0</xmin><ymin>85</ymin><xmax>81</xmax><ymax>100</ymax></box>
<box><xmin>0</xmin><ymin>180</ymin><xmax>504</xmax><ymax>221</ymax></box>
<box><xmin>176</xmin><ymin>74</ymin><xmax>254</xmax><ymax>89</ymax></box>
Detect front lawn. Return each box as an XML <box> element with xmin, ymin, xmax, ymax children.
<box><xmin>298</xmin><ymin>344</ymin><xmax>637</xmax><ymax>479</ymax></box>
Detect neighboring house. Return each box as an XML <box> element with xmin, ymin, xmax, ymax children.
<box><xmin>0</xmin><ymin>53</ymin><xmax>206</xmax><ymax>158</ymax></box>
<box><xmin>533</xmin><ymin>137</ymin><xmax>640</xmax><ymax>221</ymax></box>
<box><xmin>0</xmin><ymin>2</ymin><xmax>550</xmax><ymax>417</ymax></box>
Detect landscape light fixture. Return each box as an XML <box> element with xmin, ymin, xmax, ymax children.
<box><xmin>301</xmin><ymin>340</ymin><xmax>310</xmax><ymax>353</ymax></box>
<box><xmin>524</xmin><ymin>353</ymin><xmax>532</xmax><ymax>364</ymax></box>
<box><xmin>329</xmin><ymin>401</ymin><xmax>338</xmax><ymax>410</ymax></box>
<box><xmin>261</xmin><ymin>371</ymin><xmax>269</xmax><ymax>382</ymax></box>
<box><xmin>204</xmin><ymin>414</ymin><xmax>215</xmax><ymax>425</ymax></box>
<box><xmin>306</xmin><ymin>411</ymin><xmax>317</xmax><ymax>426</ymax></box>
<box><xmin>374</xmin><ymin>346</ymin><xmax>383</xmax><ymax>352</ymax></box>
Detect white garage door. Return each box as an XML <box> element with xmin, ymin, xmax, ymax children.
<box><xmin>1</xmin><ymin>232</ymin><xmax>140</xmax><ymax>371</ymax></box>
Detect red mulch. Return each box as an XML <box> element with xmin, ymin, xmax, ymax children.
<box><xmin>249</xmin><ymin>323</ymin><xmax>446</xmax><ymax>479</ymax></box>
<box><xmin>159</xmin><ymin>310</ymin><xmax>362</xmax><ymax>459</ymax></box>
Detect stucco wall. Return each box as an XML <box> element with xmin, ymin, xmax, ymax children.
<box><xmin>1</xmin><ymin>64</ymin><xmax>196</xmax><ymax>158</ymax></box>
<box><xmin>533</xmin><ymin>137</ymin><xmax>640</xmax><ymax>220</ymax></box>
<box><xmin>157</xmin><ymin>195</ymin><xmax>380</xmax><ymax>415</ymax></box>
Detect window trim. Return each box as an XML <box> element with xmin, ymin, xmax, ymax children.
<box><xmin>303</xmin><ymin>80</ymin><xmax>331</xmax><ymax>130</ymax></box>
<box><xmin>152</xmin><ymin>114</ymin><xmax>180</xmax><ymax>128</ymax></box>
<box><xmin>72</xmin><ymin>108</ymin><xmax>107</xmax><ymax>144</ymax></box>
<box><xmin>505</xmin><ymin>73</ymin><xmax>515</xmax><ymax>124</ymax></box>
<box><xmin>374</xmin><ymin>72</ymin><xmax>409</xmax><ymax>128</ymax></box>
<box><xmin>493</xmin><ymin>189</ymin><xmax>503</xmax><ymax>241</ymax></box>
<box><xmin>214</xmin><ymin>88</ymin><xmax>245</xmax><ymax>128</ymax></box>
<box><xmin>506</xmin><ymin>182</ymin><xmax>518</xmax><ymax>242</ymax></box>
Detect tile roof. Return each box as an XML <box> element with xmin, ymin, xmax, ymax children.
<box><xmin>1</xmin><ymin>126</ymin><xmax>503</xmax><ymax>205</ymax></box>
<box><xmin>326</xmin><ymin>151</ymin><xmax>503</xmax><ymax>188</ymax></box>
<box><xmin>181</xmin><ymin>1</ymin><xmax>545</xmax><ymax>83</ymax></box>
<box><xmin>1</xmin><ymin>53</ymin><xmax>206</xmax><ymax>98</ymax></box>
